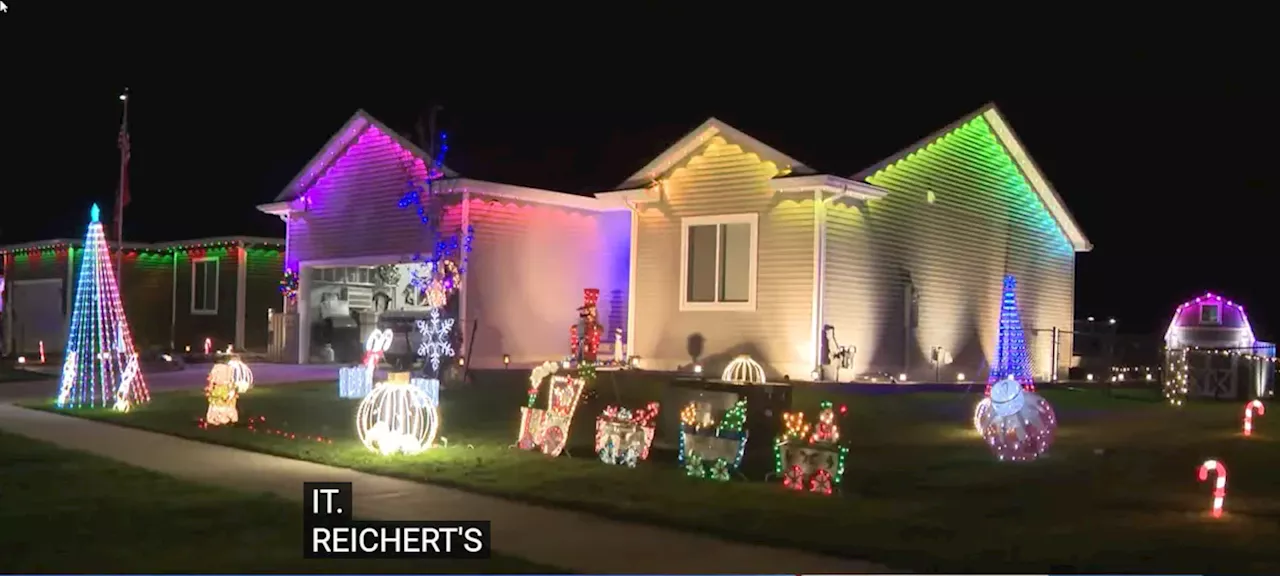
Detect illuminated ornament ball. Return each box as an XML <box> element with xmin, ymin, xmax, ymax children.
<box><xmin>722</xmin><ymin>355</ymin><xmax>766</xmax><ymax>383</ymax></box>
<box><xmin>226</xmin><ymin>357</ymin><xmax>254</xmax><ymax>393</ymax></box>
<box><xmin>356</xmin><ymin>373</ymin><xmax>439</xmax><ymax>456</ymax></box>
<box><xmin>974</xmin><ymin>376</ymin><xmax>1057</xmax><ymax>461</ymax></box>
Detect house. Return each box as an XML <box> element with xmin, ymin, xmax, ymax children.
<box><xmin>256</xmin><ymin>111</ymin><xmax>630</xmax><ymax>367</ymax></box>
<box><xmin>0</xmin><ymin>237</ymin><xmax>284</xmax><ymax>356</ymax></box>
<box><xmin>260</xmin><ymin>105</ymin><xmax>1089</xmax><ymax>383</ymax></box>
<box><xmin>1163</xmin><ymin>292</ymin><xmax>1274</xmax><ymax>399</ymax></box>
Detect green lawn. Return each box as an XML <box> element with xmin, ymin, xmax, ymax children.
<box><xmin>0</xmin><ymin>430</ymin><xmax>562</xmax><ymax>573</ymax></box>
<box><xmin>33</xmin><ymin>372</ymin><xmax>1280</xmax><ymax>573</ymax></box>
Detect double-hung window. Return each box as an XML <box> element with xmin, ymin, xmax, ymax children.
<box><xmin>191</xmin><ymin>257</ymin><xmax>219</xmax><ymax>315</ymax></box>
<box><xmin>680</xmin><ymin>213</ymin><xmax>758</xmax><ymax>311</ymax></box>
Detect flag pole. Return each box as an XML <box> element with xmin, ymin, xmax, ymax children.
<box><xmin>115</xmin><ymin>89</ymin><xmax>129</xmax><ymax>280</ymax></box>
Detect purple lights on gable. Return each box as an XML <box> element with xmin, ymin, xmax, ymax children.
<box><xmin>1165</xmin><ymin>292</ymin><xmax>1257</xmax><ymax>350</ymax></box>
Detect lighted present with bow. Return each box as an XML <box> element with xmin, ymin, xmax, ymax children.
<box><xmin>773</xmin><ymin>401</ymin><xmax>849</xmax><ymax>495</ymax></box>
<box><xmin>595</xmin><ymin>402</ymin><xmax>660</xmax><ymax>467</ymax></box>
<box><xmin>678</xmin><ymin>399</ymin><xmax>749</xmax><ymax>481</ymax></box>
<box><xmin>516</xmin><ymin>361</ymin><xmax>585</xmax><ymax>457</ymax></box>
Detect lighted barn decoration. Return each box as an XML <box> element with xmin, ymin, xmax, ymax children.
<box><xmin>975</xmin><ymin>376</ymin><xmax>1057</xmax><ymax>461</ymax></box>
<box><xmin>773</xmin><ymin>401</ymin><xmax>849</xmax><ymax>495</ymax></box>
<box><xmin>516</xmin><ymin>361</ymin><xmax>586</xmax><ymax>457</ymax></box>
<box><xmin>1163</xmin><ymin>292</ymin><xmax>1275</xmax><ymax>402</ymax></box>
<box><xmin>204</xmin><ymin>363</ymin><xmax>239</xmax><ymax>426</ymax></box>
<box><xmin>356</xmin><ymin>372</ymin><xmax>440</xmax><ymax>456</ymax></box>
<box><xmin>722</xmin><ymin>355</ymin><xmax>766</xmax><ymax>383</ymax></box>
<box><xmin>340</xmin><ymin>329</ymin><xmax>393</xmax><ymax>398</ymax></box>
<box><xmin>595</xmin><ymin>402</ymin><xmax>660</xmax><ymax>467</ymax></box>
<box><xmin>678</xmin><ymin>399</ymin><xmax>749</xmax><ymax>481</ymax></box>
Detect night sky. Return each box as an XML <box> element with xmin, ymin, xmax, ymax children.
<box><xmin>0</xmin><ymin>59</ymin><xmax>1270</xmax><ymax>341</ymax></box>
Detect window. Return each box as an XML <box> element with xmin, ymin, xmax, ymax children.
<box><xmin>191</xmin><ymin>258</ymin><xmax>219</xmax><ymax>315</ymax></box>
<box><xmin>1200</xmin><ymin>303</ymin><xmax>1221</xmax><ymax>325</ymax></box>
<box><xmin>680</xmin><ymin>213</ymin><xmax>758</xmax><ymax>311</ymax></box>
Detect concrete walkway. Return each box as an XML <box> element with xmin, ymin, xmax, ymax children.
<box><xmin>0</xmin><ymin>404</ymin><xmax>894</xmax><ymax>574</ymax></box>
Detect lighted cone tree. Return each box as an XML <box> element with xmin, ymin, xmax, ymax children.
<box><xmin>55</xmin><ymin>204</ymin><xmax>150</xmax><ymax>411</ymax></box>
<box><xmin>986</xmin><ymin>275</ymin><xmax>1034</xmax><ymax>394</ymax></box>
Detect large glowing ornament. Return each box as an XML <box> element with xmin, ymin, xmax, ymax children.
<box><xmin>722</xmin><ymin>355</ymin><xmax>766</xmax><ymax>383</ymax></box>
<box><xmin>595</xmin><ymin>402</ymin><xmax>660</xmax><ymax>467</ymax></box>
<box><xmin>679</xmin><ymin>399</ymin><xmax>749</xmax><ymax>481</ymax></box>
<box><xmin>416</xmin><ymin>309</ymin><xmax>455</xmax><ymax>373</ymax></box>
<box><xmin>1244</xmin><ymin>400</ymin><xmax>1265</xmax><ymax>436</ymax></box>
<box><xmin>774</xmin><ymin>401</ymin><xmax>848</xmax><ymax>494</ymax></box>
<box><xmin>516</xmin><ymin>363</ymin><xmax>585</xmax><ymax>457</ymax></box>
<box><xmin>356</xmin><ymin>372</ymin><xmax>439</xmax><ymax>455</ymax></box>
<box><xmin>224</xmin><ymin>356</ymin><xmax>254</xmax><ymax>393</ymax></box>
<box><xmin>204</xmin><ymin>363</ymin><xmax>239</xmax><ymax>426</ymax></box>
<box><xmin>339</xmin><ymin>329</ymin><xmax>393</xmax><ymax>398</ymax></box>
<box><xmin>975</xmin><ymin>376</ymin><xmax>1057</xmax><ymax>461</ymax></box>
<box><xmin>56</xmin><ymin>204</ymin><xmax>149</xmax><ymax>411</ymax></box>
<box><xmin>1197</xmin><ymin>459</ymin><xmax>1228</xmax><ymax>518</ymax></box>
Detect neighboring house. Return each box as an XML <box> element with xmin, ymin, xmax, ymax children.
<box><xmin>0</xmin><ymin>237</ymin><xmax>284</xmax><ymax>356</ymax></box>
<box><xmin>260</xmin><ymin>105</ymin><xmax>1090</xmax><ymax>382</ymax></box>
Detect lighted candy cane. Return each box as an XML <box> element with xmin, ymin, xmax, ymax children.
<box><xmin>204</xmin><ymin>338</ymin><xmax>212</xmax><ymax>355</ymax></box>
<box><xmin>363</xmin><ymin>329</ymin><xmax>394</xmax><ymax>388</ymax></box>
<box><xmin>1197</xmin><ymin>459</ymin><xmax>1228</xmax><ymax>518</ymax></box>
<box><xmin>1243</xmin><ymin>400</ymin><xmax>1265</xmax><ymax>437</ymax></box>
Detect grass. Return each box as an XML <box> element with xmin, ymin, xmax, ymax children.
<box><xmin>0</xmin><ymin>431</ymin><xmax>562</xmax><ymax>573</ymax></box>
<box><xmin>31</xmin><ymin>371</ymin><xmax>1280</xmax><ymax>574</ymax></box>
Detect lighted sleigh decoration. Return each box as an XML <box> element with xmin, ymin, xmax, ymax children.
<box><xmin>595</xmin><ymin>402</ymin><xmax>660</xmax><ymax>467</ymax></box>
<box><xmin>516</xmin><ymin>361</ymin><xmax>586</xmax><ymax>457</ymax></box>
<box><xmin>204</xmin><ymin>363</ymin><xmax>239</xmax><ymax>426</ymax></box>
<box><xmin>773</xmin><ymin>401</ymin><xmax>849</xmax><ymax>495</ymax></box>
<box><xmin>678</xmin><ymin>399</ymin><xmax>748</xmax><ymax>481</ymax></box>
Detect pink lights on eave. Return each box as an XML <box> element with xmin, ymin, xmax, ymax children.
<box><xmin>292</xmin><ymin>125</ymin><xmax>429</xmax><ymax>213</ymax></box>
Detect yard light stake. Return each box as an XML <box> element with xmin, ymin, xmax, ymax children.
<box><xmin>1197</xmin><ymin>459</ymin><xmax>1228</xmax><ymax>518</ymax></box>
<box><xmin>1244</xmin><ymin>400</ymin><xmax>1265</xmax><ymax>436</ymax></box>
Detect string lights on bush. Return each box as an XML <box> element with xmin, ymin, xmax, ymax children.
<box><xmin>55</xmin><ymin>204</ymin><xmax>149</xmax><ymax>412</ymax></box>
<box><xmin>279</xmin><ymin>268</ymin><xmax>299</xmax><ymax>302</ymax></box>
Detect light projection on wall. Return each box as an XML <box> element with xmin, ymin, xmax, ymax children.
<box><xmin>56</xmin><ymin>204</ymin><xmax>150</xmax><ymax>411</ymax></box>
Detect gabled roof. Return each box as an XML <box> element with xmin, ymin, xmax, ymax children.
<box><xmin>852</xmin><ymin>103</ymin><xmax>1092</xmax><ymax>253</ymax></box>
<box><xmin>274</xmin><ymin>109</ymin><xmax>458</xmax><ymax>202</ymax></box>
<box><xmin>618</xmin><ymin>117</ymin><xmax>816</xmax><ymax>189</ymax></box>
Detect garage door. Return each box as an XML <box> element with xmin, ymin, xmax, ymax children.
<box><xmin>11</xmin><ymin>279</ymin><xmax>66</xmax><ymax>354</ymax></box>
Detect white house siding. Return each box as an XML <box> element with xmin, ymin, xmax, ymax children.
<box><xmin>463</xmin><ymin>194</ymin><xmax>630</xmax><ymax>368</ymax></box>
<box><xmin>285</xmin><ymin>126</ymin><xmax>437</xmax><ymax>267</ymax></box>
<box><xmin>632</xmin><ymin>136</ymin><xmax>814</xmax><ymax>379</ymax></box>
<box><xmin>823</xmin><ymin>115</ymin><xmax>1074</xmax><ymax>381</ymax></box>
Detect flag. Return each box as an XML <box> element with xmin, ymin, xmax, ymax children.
<box><xmin>118</xmin><ymin>117</ymin><xmax>131</xmax><ymax>207</ymax></box>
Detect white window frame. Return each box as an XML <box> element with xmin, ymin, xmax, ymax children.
<box><xmin>191</xmin><ymin>257</ymin><xmax>220</xmax><ymax>315</ymax></box>
<box><xmin>1200</xmin><ymin>303</ymin><xmax>1221</xmax><ymax>325</ymax></box>
<box><xmin>678</xmin><ymin>213</ymin><xmax>759</xmax><ymax>312</ymax></box>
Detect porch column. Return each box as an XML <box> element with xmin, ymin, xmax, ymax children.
<box><xmin>297</xmin><ymin>265</ymin><xmax>313</xmax><ymax>364</ymax></box>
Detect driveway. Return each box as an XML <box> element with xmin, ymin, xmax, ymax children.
<box><xmin>0</xmin><ymin>363</ymin><xmax>338</xmax><ymax>402</ymax></box>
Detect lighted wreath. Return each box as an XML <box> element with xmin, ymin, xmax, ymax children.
<box><xmin>279</xmin><ymin>268</ymin><xmax>299</xmax><ymax>302</ymax></box>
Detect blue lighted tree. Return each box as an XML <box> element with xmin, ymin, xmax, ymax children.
<box><xmin>987</xmin><ymin>275</ymin><xmax>1034</xmax><ymax>394</ymax></box>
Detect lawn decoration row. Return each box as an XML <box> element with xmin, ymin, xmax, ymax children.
<box><xmin>517</xmin><ymin>361</ymin><xmax>586</xmax><ymax>457</ymax></box>
<box><xmin>339</xmin><ymin>329</ymin><xmax>393</xmax><ymax>398</ymax></box>
<box><xmin>595</xmin><ymin>402</ymin><xmax>660</xmax><ymax>467</ymax></box>
<box><xmin>356</xmin><ymin>372</ymin><xmax>440</xmax><ymax>455</ymax></box>
<box><xmin>679</xmin><ymin>399</ymin><xmax>748</xmax><ymax>481</ymax></box>
<box><xmin>774</xmin><ymin>401</ymin><xmax>849</xmax><ymax>495</ymax></box>
<box><xmin>974</xmin><ymin>375</ymin><xmax>1058</xmax><ymax>461</ymax></box>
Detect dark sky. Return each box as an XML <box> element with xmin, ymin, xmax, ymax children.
<box><xmin>0</xmin><ymin>45</ymin><xmax>1271</xmax><ymax>341</ymax></box>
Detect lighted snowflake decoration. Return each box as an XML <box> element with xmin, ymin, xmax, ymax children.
<box><xmin>416</xmin><ymin>308</ymin><xmax>455</xmax><ymax>373</ymax></box>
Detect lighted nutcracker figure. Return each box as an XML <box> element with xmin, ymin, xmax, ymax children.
<box><xmin>569</xmin><ymin>289</ymin><xmax>603</xmax><ymax>364</ymax></box>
